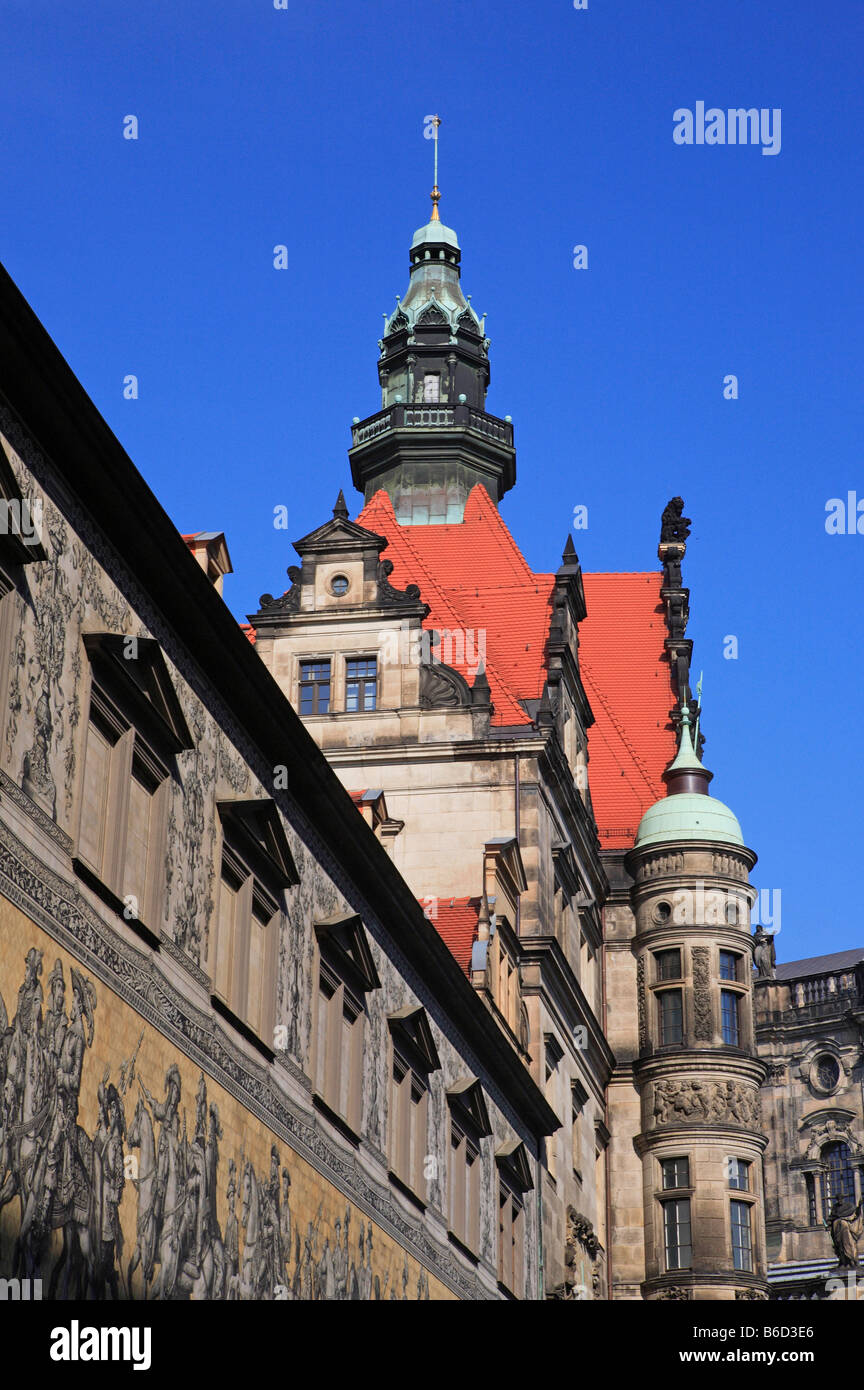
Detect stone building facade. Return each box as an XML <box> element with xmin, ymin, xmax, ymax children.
<box><xmin>1</xmin><ymin>190</ymin><xmax>858</xmax><ymax>1304</ymax></box>
<box><xmin>0</xmin><ymin>261</ymin><xmax>557</xmax><ymax>1301</ymax></box>
<box><xmin>755</xmin><ymin>948</ymin><xmax>864</xmax><ymax>1298</ymax></box>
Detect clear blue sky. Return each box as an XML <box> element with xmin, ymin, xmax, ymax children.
<box><xmin>3</xmin><ymin>0</ymin><xmax>862</xmax><ymax>963</ymax></box>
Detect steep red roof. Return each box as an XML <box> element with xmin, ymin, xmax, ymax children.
<box><xmin>426</xmin><ymin>897</ymin><xmax>481</xmax><ymax>975</ymax></box>
<box><xmin>357</xmin><ymin>486</ymin><xmax>676</xmax><ymax>848</ymax></box>
<box><xmin>580</xmin><ymin>573</ymin><xmax>675</xmax><ymax>847</ymax></box>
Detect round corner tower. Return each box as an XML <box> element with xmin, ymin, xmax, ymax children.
<box><xmin>624</xmin><ymin>707</ymin><xmax>768</xmax><ymax>1301</ymax></box>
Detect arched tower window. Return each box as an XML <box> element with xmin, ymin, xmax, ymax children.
<box><xmin>820</xmin><ymin>1141</ymin><xmax>856</xmax><ymax>1212</ymax></box>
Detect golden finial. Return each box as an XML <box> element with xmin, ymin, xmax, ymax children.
<box><xmin>429</xmin><ymin>114</ymin><xmax>441</xmax><ymax>220</ymax></box>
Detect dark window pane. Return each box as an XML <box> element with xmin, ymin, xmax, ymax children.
<box><xmin>719</xmin><ymin>951</ymin><xmax>739</xmax><ymax>982</ymax></box>
<box><xmin>663</xmin><ymin>1198</ymin><xmax>692</xmax><ymax>1271</ymax></box>
<box><xmin>661</xmin><ymin>1157</ymin><xmax>690</xmax><ymax>1190</ymax></box>
<box><xmin>655</xmin><ymin>949</ymin><xmax>681</xmax><ymax>982</ymax></box>
<box><xmin>721</xmin><ymin>990</ymin><xmax>740</xmax><ymax>1045</ymax></box>
<box><xmin>731</xmin><ymin>1200</ymin><xmax>752</xmax><ymax>1271</ymax></box>
<box><xmin>659</xmin><ymin>989</ymin><xmax>684</xmax><ymax>1045</ymax></box>
<box><xmin>728</xmin><ymin>1158</ymin><xmax>750</xmax><ymax>1191</ymax></box>
<box><xmin>821</xmin><ymin>1142</ymin><xmax>856</xmax><ymax>1212</ymax></box>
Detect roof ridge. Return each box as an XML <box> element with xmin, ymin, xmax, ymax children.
<box><xmin>465</xmin><ymin>485</ymin><xmax>537</xmax><ymax>581</ymax></box>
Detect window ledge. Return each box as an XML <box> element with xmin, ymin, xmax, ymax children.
<box><xmin>210</xmin><ymin>993</ymin><xmax>275</xmax><ymax>1062</ymax></box>
<box><xmin>388</xmin><ymin>1169</ymin><xmax>427</xmax><ymax>1213</ymax></box>
<box><xmin>312</xmin><ymin>1093</ymin><xmax>361</xmax><ymax>1148</ymax></box>
<box><xmin>496</xmin><ymin>1279</ymin><xmax>519</xmax><ymax>1301</ymax></box>
<box><xmin>72</xmin><ymin>858</ymin><xmax>160</xmax><ymax>951</ymax></box>
<box><xmin>447</xmin><ymin>1230</ymin><xmax>479</xmax><ymax>1265</ymax></box>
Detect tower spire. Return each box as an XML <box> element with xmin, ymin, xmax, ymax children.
<box><xmin>429</xmin><ymin>114</ymin><xmax>441</xmax><ymax>221</ymax></box>
<box><xmin>662</xmin><ymin>702</ymin><xmax>713</xmax><ymax>796</ymax></box>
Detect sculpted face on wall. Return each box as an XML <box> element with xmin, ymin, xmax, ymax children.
<box><xmin>0</xmin><ymin>946</ymin><xmax>432</xmax><ymax>1300</ymax></box>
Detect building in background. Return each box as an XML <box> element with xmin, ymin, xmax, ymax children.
<box><xmin>250</xmin><ymin>195</ymin><xmax>776</xmax><ymax>1300</ymax></box>
<box><xmin>756</xmin><ymin>948</ymin><xmax>864</xmax><ymax>1299</ymax></box>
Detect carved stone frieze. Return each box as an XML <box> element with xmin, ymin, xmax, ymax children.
<box><xmin>651</xmin><ymin>1078</ymin><xmax>761</xmax><ymax>1129</ymax></box>
<box><xmin>642</xmin><ymin>851</ymin><xmax>685</xmax><ymax>879</ymax></box>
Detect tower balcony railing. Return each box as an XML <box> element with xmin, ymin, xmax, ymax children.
<box><xmin>351</xmin><ymin>403</ymin><xmax>514</xmax><ymax>449</ymax></box>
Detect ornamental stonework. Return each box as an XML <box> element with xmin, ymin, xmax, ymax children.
<box><xmin>651</xmin><ymin>1078</ymin><xmax>761</xmax><ymax>1129</ymax></box>
<box><xmin>692</xmin><ymin>945</ymin><xmax>712</xmax><ymax>1041</ymax></box>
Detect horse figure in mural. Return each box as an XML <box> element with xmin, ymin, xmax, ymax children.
<box><xmin>127</xmin><ymin>1096</ymin><xmax>158</xmax><ymax>1297</ymax></box>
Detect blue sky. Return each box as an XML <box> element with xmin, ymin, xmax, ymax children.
<box><xmin>3</xmin><ymin>0</ymin><xmax>862</xmax><ymax>963</ymax></box>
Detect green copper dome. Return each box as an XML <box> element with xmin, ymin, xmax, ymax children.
<box><xmin>635</xmin><ymin>792</ymin><xmax>744</xmax><ymax>848</ymax></box>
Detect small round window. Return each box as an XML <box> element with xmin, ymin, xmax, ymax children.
<box><xmin>814</xmin><ymin>1054</ymin><xmax>841</xmax><ymax>1094</ymax></box>
<box><xmin>653</xmin><ymin>901</ymin><xmax>672</xmax><ymax>923</ymax></box>
<box><xmin>330</xmin><ymin>574</ymin><xmax>349</xmax><ymax>596</ymax></box>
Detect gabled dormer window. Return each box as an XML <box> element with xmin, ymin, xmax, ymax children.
<box><xmin>76</xmin><ymin>635</ymin><xmax>193</xmax><ymax>936</ymax></box>
<box><xmin>447</xmin><ymin>1079</ymin><xmax>492</xmax><ymax>1256</ymax></box>
<box><xmin>388</xmin><ymin>1006</ymin><xmax>441</xmax><ymax>1204</ymax></box>
<box><xmin>212</xmin><ymin>799</ymin><xmax>299</xmax><ymax>1046</ymax></box>
<box><xmin>311</xmin><ymin>913</ymin><xmax>381</xmax><ymax>1137</ymax></box>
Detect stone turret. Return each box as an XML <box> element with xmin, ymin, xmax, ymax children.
<box><xmin>624</xmin><ymin>707</ymin><xmax>768</xmax><ymax>1300</ymax></box>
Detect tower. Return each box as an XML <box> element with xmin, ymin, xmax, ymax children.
<box><xmin>621</xmin><ymin>707</ymin><xmax>768</xmax><ymax>1300</ymax></box>
<box><xmin>348</xmin><ymin>185</ymin><xmax>516</xmax><ymax>523</ymax></box>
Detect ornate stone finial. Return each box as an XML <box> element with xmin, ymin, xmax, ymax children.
<box><xmin>333</xmin><ymin>489</ymin><xmax>349</xmax><ymax>520</ymax></box>
<box><xmin>428</xmin><ymin>114</ymin><xmax>442</xmax><ymax>221</ymax></box>
<box><xmin>660</xmin><ymin>496</ymin><xmax>691</xmax><ymax>544</ymax></box>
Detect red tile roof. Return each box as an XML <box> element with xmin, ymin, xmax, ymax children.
<box><xmin>580</xmin><ymin>573</ymin><xmax>675</xmax><ymax>847</ymax></box>
<box><xmin>357</xmin><ymin>486</ymin><xmax>676</xmax><ymax>849</ymax></box>
<box><xmin>425</xmin><ymin>897</ymin><xmax>481</xmax><ymax>975</ymax></box>
<box><xmin>239</xmin><ymin>622</ymin><xmax>257</xmax><ymax>645</ymax></box>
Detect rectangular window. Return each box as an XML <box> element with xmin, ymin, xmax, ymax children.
<box><xmin>661</xmin><ymin>1157</ymin><xmax>691</xmax><ymax>1190</ymax></box>
<box><xmin>211</xmin><ymin>842</ymin><xmax>279</xmax><ymax>1043</ymax></box>
<box><xmin>655</xmin><ymin>949</ymin><xmax>682</xmax><ymax>982</ymax></box>
<box><xmin>345</xmin><ymin>657</ymin><xmax>377</xmax><ymax>713</ymax></box>
<box><xmin>731</xmin><ymin>1199</ymin><xmax>753</xmax><ymax>1272</ymax></box>
<box><xmin>498</xmin><ymin>1180</ymin><xmax>524</xmax><ymax>1294</ymax></box>
<box><xmin>663</xmin><ymin>1197</ymin><xmax>692</xmax><ymax>1271</ymax></box>
<box><xmin>721</xmin><ymin>990</ymin><xmax>740</xmax><ymax>1046</ymax></box>
<box><xmin>299</xmin><ymin>659</ymin><xmax>331</xmax><ymax>715</ymax></box>
<box><xmin>658</xmin><ymin>989</ymin><xmax>684</xmax><ymax>1046</ymax></box>
<box><xmin>719</xmin><ymin>950</ymin><xmax>740</xmax><ymax>982</ymax></box>
<box><xmin>449</xmin><ymin>1122</ymin><xmax>480</xmax><ymax>1252</ymax></box>
<box><xmin>390</xmin><ymin>1050</ymin><xmax>428</xmax><ymax>1198</ymax></box>
<box><xmin>571</xmin><ymin>1098</ymin><xmax>583</xmax><ymax>1179</ymax></box>
<box><xmin>728</xmin><ymin>1158</ymin><xmax>751</xmax><ymax>1191</ymax></box>
<box><xmin>544</xmin><ymin>1062</ymin><xmax>558</xmax><ymax>1180</ymax></box>
<box><xmin>423</xmin><ymin>374</ymin><xmax>440</xmax><ymax>403</ymax></box>
<box><xmin>78</xmin><ymin>716</ymin><xmax>114</xmax><ymax>874</ymax></box>
<box><xmin>77</xmin><ymin>690</ymin><xmax>169</xmax><ymax>929</ymax></box>
<box><xmin>806</xmin><ymin>1173</ymin><xmax>817</xmax><ymax>1226</ymax></box>
<box><xmin>312</xmin><ymin>965</ymin><xmax>363</xmax><ymax>1133</ymax></box>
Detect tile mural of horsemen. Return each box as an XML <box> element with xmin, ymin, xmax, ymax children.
<box><xmin>0</xmin><ymin>948</ymin><xmax>432</xmax><ymax>1300</ymax></box>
